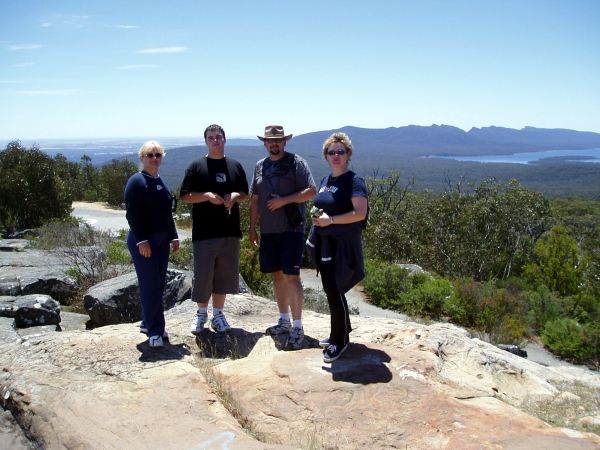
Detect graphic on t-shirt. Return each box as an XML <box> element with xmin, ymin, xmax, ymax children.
<box><xmin>216</xmin><ymin>173</ymin><xmax>227</xmax><ymax>182</ymax></box>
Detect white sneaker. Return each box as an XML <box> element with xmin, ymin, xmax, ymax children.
<box><xmin>140</xmin><ymin>326</ymin><xmax>168</xmax><ymax>338</ymax></box>
<box><xmin>149</xmin><ymin>335</ymin><xmax>163</xmax><ymax>348</ymax></box>
<box><xmin>190</xmin><ymin>310</ymin><xmax>208</xmax><ymax>335</ymax></box>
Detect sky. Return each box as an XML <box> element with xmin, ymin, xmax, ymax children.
<box><xmin>1</xmin><ymin>0</ymin><xmax>599</xmax><ymax>142</ymax></box>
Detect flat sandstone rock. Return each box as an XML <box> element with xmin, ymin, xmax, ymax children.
<box><xmin>1</xmin><ymin>294</ymin><xmax>599</xmax><ymax>449</ymax></box>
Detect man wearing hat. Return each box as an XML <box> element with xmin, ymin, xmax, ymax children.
<box><xmin>249</xmin><ymin>125</ymin><xmax>316</xmax><ymax>350</ymax></box>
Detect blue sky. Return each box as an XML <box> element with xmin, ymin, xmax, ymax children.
<box><xmin>1</xmin><ymin>0</ymin><xmax>599</xmax><ymax>141</ymax></box>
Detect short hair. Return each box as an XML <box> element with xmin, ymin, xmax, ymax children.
<box><xmin>204</xmin><ymin>124</ymin><xmax>226</xmax><ymax>141</ymax></box>
<box><xmin>322</xmin><ymin>132</ymin><xmax>354</xmax><ymax>160</ymax></box>
<box><xmin>138</xmin><ymin>141</ymin><xmax>165</xmax><ymax>157</ymax></box>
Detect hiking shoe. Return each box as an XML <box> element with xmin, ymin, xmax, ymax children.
<box><xmin>319</xmin><ymin>337</ymin><xmax>330</xmax><ymax>348</ymax></box>
<box><xmin>149</xmin><ymin>335</ymin><xmax>163</xmax><ymax>348</ymax></box>
<box><xmin>323</xmin><ymin>343</ymin><xmax>348</xmax><ymax>363</ymax></box>
<box><xmin>190</xmin><ymin>310</ymin><xmax>208</xmax><ymax>335</ymax></box>
<box><xmin>210</xmin><ymin>313</ymin><xmax>231</xmax><ymax>333</ymax></box>
<box><xmin>285</xmin><ymin>326</ymin><xmax>305</xmax><ymax>350</ymax></box>
<box><xmin>266</xmin><ymin>318</ymin><xmax>292</xmax><ymax>335</ymax></box>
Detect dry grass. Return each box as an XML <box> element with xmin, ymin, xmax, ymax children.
<box><xmin>519</xmin><ymin>380</ymin><xmax>600</xmax><ymax>436</ymax></box>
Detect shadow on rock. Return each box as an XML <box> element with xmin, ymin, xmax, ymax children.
<box><xmin>322</xmin><ymin>343</ymin><xmax>392</xmax><ymax>384</ymax></box>
<box><xmin>195</xmin><ymin>327</ymin><xmax>266</xmax><ymax>358</ymax></box>
<box><xmin>136</xmin><ymin>341</ymin><xmax>191</xmax><ymax>362</ymax></box>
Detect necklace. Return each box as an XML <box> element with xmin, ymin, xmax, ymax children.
<box><xmin>329</xmin><ymin>171</ymin><xmax>347</xmax><ymax>185</ymax></box>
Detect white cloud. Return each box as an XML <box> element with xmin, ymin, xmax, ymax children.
<box><xmin>9</xmin><ymin>44</ymin><xmax>42</xmax><ymax>51</ymax></box>
<box><xmin>120</xmin><ymin>65</ymin><xmax>160</xmax><ymax>70</ymax></box>
<box><xmin>138</xmin><ymin>47</ymin><xmax>187</xmax><ymax>54</ymax></box>
<box><xmin>41</xmin><ymin>22</ymin><xmax>53</xmax><ymax>27</ymax></box>
<box><xmin>118</xmin><ymin>25</ymin><xmax>139</xmax><ymax>29</ymax></box>
<box><xmin>12</xmin><ymin>89</ymin><xmax>81</xmax><ymax>96</ymax></box>
<box><xmin>72</xmin><ymin>15</ymin><xmax>89</xmax><ymax>19</ymax></box>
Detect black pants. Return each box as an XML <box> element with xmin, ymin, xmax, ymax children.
<box><xmin>320</xmin><ymin>251</ymin><xmax>352</xmax><ymax>347</ymax></box>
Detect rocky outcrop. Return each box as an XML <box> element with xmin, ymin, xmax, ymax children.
<box><xmin>0</xmin><ymin>247</ymin><xmax>78</xmax><ymax>301</ymax></box>
<box><xmin>1</xmin><ymin>295</ymin><xmax>599</xmax><ymax>450</ymax></box>
<box><xmin>83</xmin><ymin>269</ymin><xmax>191</xmax><ymax>326</ymax></box>
<box><xmin>0</xmin><ymin>294</ymin><xmax>61</xmax><ymax>328</ymax></box>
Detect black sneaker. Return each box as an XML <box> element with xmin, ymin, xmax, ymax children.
<box><xmin>323</xmin><ymin>343</ymin><xmax>348</xmax><ymax>363</ymax></box>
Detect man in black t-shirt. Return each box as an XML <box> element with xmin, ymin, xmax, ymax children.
<box><xmin>180</xmin><ymin>124</ymin><xmax>249</xmax><ymax>335</ymax></box>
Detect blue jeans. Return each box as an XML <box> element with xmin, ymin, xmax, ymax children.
<box><xmin>127</xmin><ymin>231</ymin><xmax>170</xmax><ymax>337</ymax></box>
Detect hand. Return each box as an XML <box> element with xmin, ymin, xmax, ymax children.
<box><xmin>138</xmin><ymin>241</ymin><xmax>152</xmax><ymax>258</ymax></box>
<box><xmin>313</xmin><ymin>212</ymin><xmax>331</xmax><ymax>227</ymax></box>
<box><xmin>208</xmin><ymin>192</ymin><xmax>224</xmax><ymax>205</ymax></box>
<box><xmin>223</xmin><ymin>193</ymin><xmax>236</xmax><ymax>211</ymax></box>
<box><xmin>171</xmin><ymin>240</ymin><xmax>180</xmax><ymax>253</ymax></box>
<box><xmin>266</xmin><ymin>193</ymin><xmax>285</xmax><ymax>211</ymax></box>
<box><xmin>249</xmin><ymin>228</ymin><xmax>259</xmax><ymax>247</ymax></box>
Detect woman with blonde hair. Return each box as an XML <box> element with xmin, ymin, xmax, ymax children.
<box><xmin>308</xmin><ymin>132</ymin><xmax>367</xmax><ymax>362</ymax></box>
<box><xmin>124</xmin><ymin>141</ymin><xmax>179</xmax><ymax>348</ymax></box>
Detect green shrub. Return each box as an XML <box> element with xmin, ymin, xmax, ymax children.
<box><xmin>521</xmin><ymin>286</ymin><xmax>565</xmax><ymax>334</ymax></box>
<box><xmin>362</xmin><ymin>260</ymin><xmax>412</xmax><ymax>309</ymax></box>
<box><xmin>398</xmin><ymin>278</ymin><xmax>452</xmax><ymax>319</ymax></box>
<box><xmin>542</xmin><ymin>318</ymin><xmax>600</xmax><ymax>365</ymax></box>
<box><xmin>169</xmin><ymin>237</ymin><xmax>194</xmax><ymax>271</ymax></box>
<box><xmin>239</xmin><ymin>238</ymin><xmax>273</xmax><ymax>299</ymax></box>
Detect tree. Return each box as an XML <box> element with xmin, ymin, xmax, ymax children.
<box><xmin>100</xmin><ymin>158</ymin><xmax>137</xmax><ymax>206</ymax></box>
<box><xmin>0</xmin><ymin>141</ymin><xmax>72</xmax><ymax>231</ymax></box>
<box><xmin>80</xmin><ymin>154</ymin><xmax>103</xmax><ymax>201</ymax></box>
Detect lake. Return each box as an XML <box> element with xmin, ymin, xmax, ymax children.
<box><xmin>430</xmin><ymin>148</ymin><xmax>600</xmax><ymax>164</ymax></box>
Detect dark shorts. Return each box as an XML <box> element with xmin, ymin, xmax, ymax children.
<box><xmin>192</xmin><ymin>237</ymin><xmax>240</xmax><ymax>304</ymax></box>
<box><xmin>259</xmin><ymin>232</ymin><xmax>304</xmax><ymax>275</ymax></box>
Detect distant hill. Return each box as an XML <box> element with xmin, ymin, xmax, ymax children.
<box><xmin>285</xmin><ymin>125</ymin><xmax>600</xmax><ymax>158</ymax></box>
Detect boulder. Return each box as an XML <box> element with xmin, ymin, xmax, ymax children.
<box><xmin>0</xmin><ymin>239</ymin><xmax>29</xmax><ymax>252</ymax></box>
<box><xmin>0</xmin><ymin>317</ymin><xmax>21</xmax><ymax>345</ymax></box>
<box><xmin>0</xmin><ymin>248</ymin><xmax>78</xmax><ymax>301</ymax></box>
<box><xmin>83</xmin><ymin>269</ymin><xmax>192</xmax><ymax>326</ymax></box>
<box><xmin>0</xmin><ymin>295</ymin><xmax>61</xmax><ymax>328</ymax></box>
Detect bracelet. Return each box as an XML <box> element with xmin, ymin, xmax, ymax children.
<box><xmin>330</xmin><ymin>216</ymin><xmax>334</xmax><ymax>224</ymax></box>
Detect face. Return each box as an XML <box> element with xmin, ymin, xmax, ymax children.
<box><xmin>325</xmin><ymin>142</ymin><xmax>349</xmax><ymax>169</ymax></box>
<box><xmin>205</xmin><ymin>129</ymin><xmax>226</xmax><ymax>154</ymax></box>
<box><xmin>264</xmin><ymin>138</ymin><xmax>286</xmax><ymax>159</ymax></box>
<box><xmin>140</xmin><ymin>147</ymin><xmax>163</xmax><ymax>172</ymax></box>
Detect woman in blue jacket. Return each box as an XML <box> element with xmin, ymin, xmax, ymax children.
<box><xmin>125</xmin><ymin>141</ymin><xmax>179</xmax><ymax>348</ymax></box>
<box><xmin>309</xmin><ymin>133</ymin><xmax>367</xmax><ymax>362</ymax></box>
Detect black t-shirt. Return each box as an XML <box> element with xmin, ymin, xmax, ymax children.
<box><xmin>313</xmin><ymin>171</ymin><xmax>367</xmax><ymax>220</ymax></box>
<box><xmin>179</xmin><ymin>156</ymin><xmax>249</xmax><ymax>241</ymax></box>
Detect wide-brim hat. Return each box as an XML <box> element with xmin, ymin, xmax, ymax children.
<box><xmin>257</xmin><ymin>125</ymin><xmax>293</xmax><ymax>141</ymax></box>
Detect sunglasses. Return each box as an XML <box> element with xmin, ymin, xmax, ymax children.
<box><xmin>326</xmin><ymin>149</ymin><xmax>347</xmax><ymax>156</ymax></box>
<box><xmin>144</xmin><ymin>153</ymin><xmax>163</xmax><ymax>159</ymax></box>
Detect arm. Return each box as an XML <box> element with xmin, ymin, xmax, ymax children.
<box><xmin>266</xmin><ymin>186</ymin><xmax>317</xmax><ymax>211</ymax></box>
<box><xmin>180</xmin><ymin>191</ymin><xmax>225</xmax><ymax>205</ymax></box>
<box><xmin>313</xmin><ymin>196</ymin><xmax>367</xmax><ymax>227</ymax></box>
<box><xmin>249</xmin><ymin>194</ymin><xmax>260</xmax><ymax>247</ymax></box>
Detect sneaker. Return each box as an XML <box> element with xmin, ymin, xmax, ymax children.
<box><xmin>319</xmin><ymin>337</ymin><xmax>330</xmax><ymax>348</ymax></box>
<box><xmin>210</xmin><ymin>313</ymin><xmax>231</xmax><ymax>333</ymax></box>
<box><xmin>140</xmin><ymin>327</ymin><xmax>168</xmax><ymax>338</ymax></box>
<box><xmin>149</xmin><ymin>335</ymin><xmax>163</xmax><ymax>348</ymax></box>
<box><xmin>285</xmin><ymin>326</ymin><xmax>304</xmax><ymax>350</ymax></box>
<box><xmin>190</xmin><ymin>310</ymin><xmax>208</xmax><ymax>335</ymax></box>
<box><xmin>265</xmin><ymin>318</ymin><xmax>292</xmax><ymax>335</ymax></box>
<box><xmin>323</xmin><ymin>343</ymin><xmax>348</xmax><ymax>363</ymax></box>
